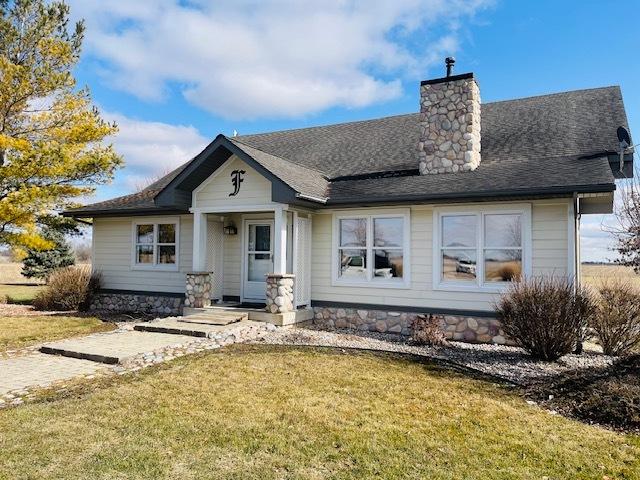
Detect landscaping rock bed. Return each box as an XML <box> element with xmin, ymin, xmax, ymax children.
<box><xmin>255</xmin><ymin>326</ymin><xmax>615</xmax><ymax>385</ymax></box>
<box><xmin>526</xmin><ymin>355</ymin><xmax>640</xmax><ymax>433</ymax></box>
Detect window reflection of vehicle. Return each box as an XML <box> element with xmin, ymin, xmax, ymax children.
<box><xmin>455</xmin><ymin>253</ymin><xmax>476</xmax><ymax>275</ymax></box>
<box><xmin>341</xmin><ymin>255</ymin><xmax>366</xmax><ymax>277</ymax></box>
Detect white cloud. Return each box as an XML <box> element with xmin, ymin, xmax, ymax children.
<box><xmin>104</xmin><ymin>112</ymin><xmax>209</xmax><ymax>176</ymax></box>
<box><xmin>68</xmin><ymin>0</ymin><xmax>491</xmax><ymax>119</ymax></box>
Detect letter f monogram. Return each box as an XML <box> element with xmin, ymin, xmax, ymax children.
<box><xmin>229</xmin><ymin>169</ymin><xmax>246</xmax><ymax>196</ymax></box>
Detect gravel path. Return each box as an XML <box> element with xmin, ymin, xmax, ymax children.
<box><xmin>254</xmin><ymin>326</ymin><xmax>615</xmax><ymax>385</ymax></box>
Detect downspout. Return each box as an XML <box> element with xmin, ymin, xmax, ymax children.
<box><xmin>572</xmin><ymin>192</ymin><xmax>580</xmax><ymax>289</ymax></box>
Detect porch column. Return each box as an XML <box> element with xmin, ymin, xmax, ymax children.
<box><xmin>192</xmin><ymin>211</ymin><xmax>207</xmax><ymax>271</ymax></box>
<box><xmin>272</xmin><ymin>207</ymin><xmax>287</xmax><ymax>274</ymax></box>
<box><xmin>185</xmin><ymin>272</ymin><xmax>212</xmax><ymax>308</ymax></box>
<box><xmin>265</xmin><ymin>273</ymin><xmax>295</xmax><ymax>313</ymax></box>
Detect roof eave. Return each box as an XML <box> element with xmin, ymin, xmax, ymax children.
<box><xmin>62</xmin><ymin>207</ymin><xmax>190</xmax><ymax>218</ymax></box>
<box><xmin>324</xmin><ymin>183</ymin><xmax>616</xmax><ymax>207</ymax></box>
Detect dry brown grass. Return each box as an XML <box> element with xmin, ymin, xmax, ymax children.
<box><xmin>0</xmin><ymin>315</ymin><xmax>115</xmax><ymax>352</ymax></box>
<box><xmin>0</xmin><ymin>262</ymin><xmax>40</xmax><ymax>284</ymax></box>
<box><xmin>582</xmin><ymin>264</ymin><xmax>640</xmax><ymax>288</ymax></box>
<box><xmin>0</xmin><ymin>346</ymin><xmax>638</xmax><ymax>479</ymax></box>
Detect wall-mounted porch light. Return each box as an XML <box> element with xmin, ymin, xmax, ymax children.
<box><xmin>223</xmin><ymin>223</ymin><xmax>237</xmax><ymax>235</ymax></box>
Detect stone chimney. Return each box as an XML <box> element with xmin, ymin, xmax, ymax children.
<box><xmin>418</xmin><ymin>68</ymin><xmax>481</xmax><ymax>175</ymax></box>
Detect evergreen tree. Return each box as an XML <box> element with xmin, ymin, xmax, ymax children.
<box><xmin>22</xmin><ymin>229</ymin><xmax>75</xmax><ymax>281</ymax></box>
<box><xmin>0</xmin><ymin>0</ymin><xmax>122</xmax><ymax>253</ymax></box>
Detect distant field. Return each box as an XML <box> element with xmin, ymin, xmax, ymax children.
<box><xmin>0</xmin><ymin>262</ymin><xmax>88</xmax><ymax>305</ymax></box>
<box><xmin>0</xmin><ymin>262</ymin><xmax>39</xmax><ymax>285</ymax></box>
<box><xmin>581</xmin><ymin>264</ymin><xmax>640</xmax><ymax>288</ymax></box>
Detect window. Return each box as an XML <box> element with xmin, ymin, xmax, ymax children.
<box><xmin>333</xmin><ymin>211</ymin><xmax>409</xmax><ymax>287</ymax></box>
<box><xmin>133</xmin><ymin>221</ymin><xmax>179</xmax><ymax>269</ymax></box>
<box><xmin>434</xmin><ymin>207</ymin><xmax>530</xmax><ymax>291</ymax></box>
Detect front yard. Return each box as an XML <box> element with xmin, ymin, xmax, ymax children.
<box><xmin>0</xmin><ymin>315</ymin><xmax>115</xmax><ymax>353</ymax></box>
<box><xmin>0</xmin><ymin>345</ymin><xmax>638</xmax><ymax>479</ymax></box>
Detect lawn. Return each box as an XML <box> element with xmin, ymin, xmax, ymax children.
<box><xmin>0</xmin><ymin>316</ymin><xmax>115</xmax><ymax>352</ymax></box>
<box><xmin>0</xmin><ymin>284</ymin><xmax>45</xmax><ymax>304</ymax></box>
<box><xmin>0</xmin><ymin>345</ymin><xmax>638</xmax><ymax>479</ymax></box>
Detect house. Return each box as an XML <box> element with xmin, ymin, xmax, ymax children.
<box><xmin>65</xmin><ymin>64</ymin><xmax>633</xmax><ymax>344</ymax></box>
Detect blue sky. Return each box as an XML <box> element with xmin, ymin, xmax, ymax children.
<box><xmin>68</xmin><ymin>0</ymin><xmax>639</xmax><ymax>262</ymax></box>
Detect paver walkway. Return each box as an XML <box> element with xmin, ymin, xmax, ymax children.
<box><xmin>0</xmin><ymin>318</ymin><xmax>274</xmax><ymax>406</ymax></box>
<box><xmin>0</xmin><ymin>354</ymin><xmax>105</xmax><ymax>396</ymax></box>
<box><xmin>41</xmin><ymin>330</ymin><xmax>194</xmax><ymax>364</ymax></box>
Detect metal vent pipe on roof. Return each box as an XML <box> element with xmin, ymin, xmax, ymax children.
<box><xmin>445</xmin><ymin>57</ymin><xmax>455</xmax><ymax>77</ymax></box>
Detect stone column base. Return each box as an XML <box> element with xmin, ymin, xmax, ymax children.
<box><xmin>185</xmin><ymin>272</ymin><xmax>212</xmax><ymax>308</ymax></box>
<box><xmin>265</xmin><ymin>274</ymin><xmax>295</xmax><ymax>314</ymax></box>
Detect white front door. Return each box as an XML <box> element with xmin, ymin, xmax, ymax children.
<box><xmin>243</xmin><ymin>220</ymin><xmax>274</xmax><ymax>301</ymax></box>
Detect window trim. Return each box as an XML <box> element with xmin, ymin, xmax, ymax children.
<box><xmin>331</xmin><ymin>209</ymin><xmax>411</xmax><ymax>289</ymax></box>
<box><xmin>432</xmin><ymin>204</ymin><xmax>532</xmax><ymax>293</ymax></box>
<box><xmin>131</xmin><ymin>219</ymin><xmax>180</xmax><ymax>271</ymax></box>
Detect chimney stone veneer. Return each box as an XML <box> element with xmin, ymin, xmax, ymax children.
<box><xmin>418</xmin><ymin>73</ymin><xmax>481</xmax><ymax>174</ymax></box>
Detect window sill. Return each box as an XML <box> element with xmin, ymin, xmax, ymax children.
<box><xmin>433</xmin><ymin>282</ymin><xmax>510</xmax><ymax>294</ymax></box>
<box><xmin>331</xmin><ymin>279</ymin><xmax>411</xmax><ymax>290</ymax></box>
<box><xmin>131</xmin><ymin>264</ymin><xmax>180</xmax><ymax>272</ymax></box>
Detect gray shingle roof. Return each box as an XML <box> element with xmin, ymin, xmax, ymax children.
<box><xmin>66</xmin><ymin>85</ymin><xmax>628</xmax><ymax>216</ymax></box>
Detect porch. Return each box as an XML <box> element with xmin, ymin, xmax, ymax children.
<box><xmin>186</xmin><ymin>204</ymin><xmax>313</xmax><ymax>326</ymax></box>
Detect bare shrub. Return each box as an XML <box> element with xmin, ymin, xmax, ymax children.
<box><xmin>411</xmin><ymin>314</ymin><xmax>448</xmax><ymax>346</ymax></box>
<box><xmin>495</xmin><ymin>277</ymin><xmax>596</xmax><ymax>361</ymax></box>
<box><xmin>590</xmin><ymin>279</ymin><xmax>640</xmax><ymax>356</ymax></box>
<box><xmin>33</xmin><ymin>266</ymin><xmax>101</xmax><ymax>311</ymax></box>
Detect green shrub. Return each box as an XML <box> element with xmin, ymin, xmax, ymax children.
<box><xmin>33</xmin><ymin>266</ymin><xmax>101</xmax><ymax>311</ymax></box>
<box><xmin>495</xmin><ymin>276</ymin><xmax>596</xmax><ymax>361</ymax></box>
<box><xmin>590</xmin><ymin>279</ymin><xmax>640</xmax><ymax>356</ymax></box>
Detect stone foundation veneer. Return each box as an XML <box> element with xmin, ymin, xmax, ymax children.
<box><xmin>312</xmin><ymin>306</ymin><xmax>513</xmax><ymax>345</ymax></box>
<box><xmin>185</xmin><ymin>272</ymin><xmax>212</xmax><ymax>308</ymax></box>
<box><xmin>89</xmin><ymin>292</ymin><xmax>183</xmax><ymax>316</ymax></box>
<box><xmin>265</xmin><ymin>273</ymin><xmax>295</xmax><ymax>314</ymax></box>
<box><xmin>418</xmin><ymin>73</ymin><xmax>481</xmax><ymax>175</ymax></box>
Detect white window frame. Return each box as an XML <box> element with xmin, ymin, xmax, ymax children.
<box><xmin>432</xmin><ymin>204</ymin><xmax>532</xmax><ymax>293</ymax></box>
<box><xmin>331</xmin><ymin>209</ymin><xmax>411</xmax><ymax>289</ymax></box>
<box><xmin>131</xmin><ymin>219</ymin><xmax>180</xmax><ymax>271</ymax></box>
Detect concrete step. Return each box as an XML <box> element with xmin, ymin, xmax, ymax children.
<box><xmin>178</xmin><ymin>311</ymin><xmax>247</xmax><ymax>326</ymax></box>
<box><xmin>134</xmin><ymin>318</ymin><xmax>238</xmax><ymax>337</ymax></box>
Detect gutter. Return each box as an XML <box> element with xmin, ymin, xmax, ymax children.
<box><xmin>295</xmin><ymin>192</ymin><xmax>328</xmax><ymax>204</ymax></box>
<box><xmin>323</xmin><ymin>183</ymin><xmax>616</xmax><ymax>207</ymax></box>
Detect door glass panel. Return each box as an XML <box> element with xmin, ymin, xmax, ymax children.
<box><xmin>249</xmin><ymin>224</ymin><xmax>271</xmax><ymax>252</ymax></box>
<box><xmin>248</xmin><ymin>253</ymin><xmax>272</xmax><ymax>281</ymax></box>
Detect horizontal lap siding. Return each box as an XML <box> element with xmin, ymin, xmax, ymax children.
<box><xmin>311</xmin><ymin>200</ymin><xmax>570</xmax><ymax>312</ymax></box>
<box><xmin>93</xmin><ymin>215</ymin><xmax>193</xmax><ymax>294</ymax></box>
<box><xmin>194</xmin><ymin>156</ymin><xmax>271</xmax><ymax>208</ymax></box>
<box><xmin>531</xmin><ymin>203</ymin><xmax>569</xmax><ymax>276</ymax></box>
<box><xmin>222</xmin><ymin>213</ymin><xmax>242</xmax><ymax>297</ymax></box>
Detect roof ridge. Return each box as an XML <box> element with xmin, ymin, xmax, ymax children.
<box><xmin>229</xmin><ymin>135</ymin><xmax>329</xmax><ymax>177</ymax></box>
<box><xmin>235</xmin><ymin>112</ymin><xmax>419</xmax><ymax>140</ymax></box>
<box><xmin>484</xmin><ymin>85</ymin><xmax>620</xmax><ymax>106</ymax></box>
<box><xmin>234</xmin><ymin>86</ymin><xmax>621</xmax><ymax>139</ymax></box>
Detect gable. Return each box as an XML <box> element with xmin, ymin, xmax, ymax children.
<box><xmin>193</xmin><ymin>156</ymin><xmax>272</xmax><ymax>208</ymax></box>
